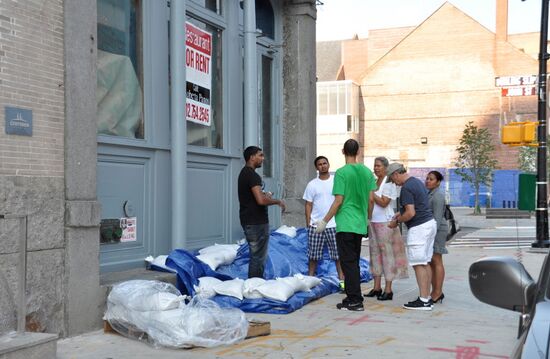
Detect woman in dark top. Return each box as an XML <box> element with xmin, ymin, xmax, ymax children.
<box><xmin>425</xmin><ymin>170</ymin><xmax>448</xmax><ymax>304</ymax></box>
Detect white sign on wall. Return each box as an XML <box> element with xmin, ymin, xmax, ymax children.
<box><xmin>186</xmin><ymin>22</ymin><xmax>212</xmax><ymax>126</ymax></box>
<box><xmin>120</xmin><ymin>217</ymin><xmax>137</xmax><ymax>242</ymax></box>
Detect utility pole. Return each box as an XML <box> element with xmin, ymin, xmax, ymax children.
<box><xmin>534</xmin><ymin>0</ymin><xmax>550</xmax><ymax>248</ymax></box>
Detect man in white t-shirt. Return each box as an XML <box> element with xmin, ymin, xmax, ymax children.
<box><xmin>303</xmin><ymin>156</ymin><xmax>344</xmax><ymax>289</ymax></box>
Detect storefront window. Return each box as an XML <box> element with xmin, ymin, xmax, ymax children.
<box><xmin>96</xmin><ymin>0</ymin><xmax>144</xmax><ymax>139</ymax></box>
<box><xmin>261</xmin><ymin>55</ymin><xmax>273</xmax><ymax>177</ymax></box>
<box><xmin>189</xmin><ymin>0</ymin><xmax>222</xmax><ymax>15</ymax></box>
<box><xmin>238</xmin><ymin>0</ymin><xmax>274</xmax><ymax>39</ymax></box>
<box><xmin>186</xmin><ymin>18</ymin><xmax>223</xmax><ymax>148</ymax></box>
<box><xmin>256</xmin><ymin>0</ymin><xmax>274</xmax><ymax>39</ymax></box>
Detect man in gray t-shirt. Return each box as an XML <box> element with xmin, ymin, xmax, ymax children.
<box><xmin>387</xmin><ymin>163</ymin><xmax>437</xmax><ymax>311</ymax></box>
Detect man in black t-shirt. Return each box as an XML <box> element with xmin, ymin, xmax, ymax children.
<box><xmin>387</xmin><ymin>163</ymin><xmax>437</xmax><ymax>311</ymax></box>
<box><xmin>238</xmin><ymin>146</ymin><xmax>286</xmax><ymax>278</ymax></box>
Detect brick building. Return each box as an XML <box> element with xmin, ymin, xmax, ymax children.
<box><xmin>317</xmin><ymin>1</ymin><xmax>539</xmax><ymax>171</ymax></box>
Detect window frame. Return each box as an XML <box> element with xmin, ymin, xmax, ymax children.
<box><xmin>185</xmin><ymin>3</ymin><xmax>229</xmax><ymax>153</ymax></box>
<box><xmin>96</xmin><ymin>0</ymin><xmax>146</xmax><ymax>141</ymax></box>
<box><xmin>97</xmin><ymin>0</ymin><xmax>173</xmax><ymax>149</ymax></box>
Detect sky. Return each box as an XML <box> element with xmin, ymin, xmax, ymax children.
<box><xmin>316</xmin><ymin>0</ymin><xmax>543</xmax><ymax>42</ymax></box>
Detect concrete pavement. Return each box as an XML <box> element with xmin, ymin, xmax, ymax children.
<box><xmin>450</xmin><ymin>207</ymin><xmax>538</xmax><ymax>250</ymax></box>
<box><xmin>451</xmin><ymin>207</ymin><xmax>535</xmax><ymax>231</ymax></box>
<box><xmin>57</xmin><ymin>208</ymin><xmax>548</xmax><ymax>358</ymax></box>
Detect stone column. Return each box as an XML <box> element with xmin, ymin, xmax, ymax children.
<box><xmin>63</xmin><ymin>0</ymin><xmax>103</xmax><ymax>335</ymax></box>
<box><xmin>282</xmin><ymin>0</ymin><xmax>317</xmax><ymax>227</ymax></box>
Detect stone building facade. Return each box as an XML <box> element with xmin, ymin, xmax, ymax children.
<box><xmin>0</xmin><ymin>0</ymin><xmax>317</xmax><ymax>337</ymax></box>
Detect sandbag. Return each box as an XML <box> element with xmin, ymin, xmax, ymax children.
<box><xmin>274</xmin><ymin>225</ymin><xmax>297</xmax><ymax>238</ymax></box>
<box><xmin>276</xmin><ymin>276</ymin><xmax>309</xmax><ymax>292</ymax></box>
<box><xmin>196</xmin><ymin>252</ymin><xmax>226</xmax><ymax>271</ymax></box>
<box><xmin>213</xmin><ymin>278</ymin><xmax>245</xmax><ymax>300</ymax></box>
<box><xmin>198</xmin><ymin>244</ymin><xmax>239</xmax><ymax>255</ymax></box>
<box><xmin>294</xmin><ymin>273</ymin><xmax>322</xmax><ymax>290</ymax></box>
<box><xmin>194</xmin><ymin>277</ymin><xmax>222</xmax><ymax>299</ymax></box>
<box><xmin>256</xmin><ymin>280</ymin><xmax>296</xmax><ymax>302</ymax></box>
<box><xmin>145</xmin><ymin>255</ymin><xmax>177</xmax><ymax>273</ymax></box>
<box><xmin>243</xmin><ymin>278</ymin><xmax>266</xmax><ymax>299</ymax></box>
<box><xmin>196</xmin><ymin>244</ymin><xmax>239</xmax><ymax>270</ymax></box>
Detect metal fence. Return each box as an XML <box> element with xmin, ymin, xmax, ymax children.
<box><xmin>408</xmin><ymin>168</ymin><xmax>521</xmax><ymax>208</ymax></box>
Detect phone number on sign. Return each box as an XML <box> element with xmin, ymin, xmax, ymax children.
<box><xmin>186</xmin><ymin>103</ymin><xmax>210</xmax><ymax>124</ymax></box>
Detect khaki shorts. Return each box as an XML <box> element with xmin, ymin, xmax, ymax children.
<box><xmin>406</xmin><ymin>219</ymin><xmax>437</xmax><ymax>266</ymax></box>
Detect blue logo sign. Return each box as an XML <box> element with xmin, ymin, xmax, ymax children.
<box><xmin>5</xmin><ymin>106</ymin><xmax>32</xmax><ymax>136</ymax></box>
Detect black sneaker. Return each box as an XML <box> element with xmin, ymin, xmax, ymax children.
<box><xmin>336</xmin><ymin>301</ymin><xmax>364</xmax><ymax>311</ymax></box>
<box><xmin>403</xmin><ymin>297</ymin><xmax>433</xmax><ymax>311</ymax></box>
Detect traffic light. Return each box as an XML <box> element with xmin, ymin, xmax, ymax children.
<box><xmin>523</xmin><ymin>121</ymin><xmax>537</xmax><ymax>143</ymax></box>
<box><xmin>501</xmin><ymin>121</ymin><xmax>538</xmax><ymax>146</ymax></box>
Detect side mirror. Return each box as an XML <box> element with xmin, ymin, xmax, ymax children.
<box><xmin>469</xmin><ymin>256</ymin><xmax>536</xmax><ymax>312</ymax></box>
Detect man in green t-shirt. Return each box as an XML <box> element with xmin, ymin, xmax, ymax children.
<box><xmin>315</xmin><ymin>139</ymin><xmax>377</xmax><ymax>311</ymax></box>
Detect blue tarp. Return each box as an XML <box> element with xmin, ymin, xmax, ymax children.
<box><xmin>165</xmin><ymin>228</ymin><xmax>372</xmax><ymax>314</ymax></box>
<box><xmin>212</xmin><ymin>278</ymin><xmax>340</xmax><ymax>314</ymax></box>
<box><xmin>164</xmin><ymin>249</ymin><xmax>233</xmax><ymax>295</ymax></box>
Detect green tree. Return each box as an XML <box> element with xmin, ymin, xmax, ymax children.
<box><xmin>518</xmin><ymin>146</ymin><xmax>550</xmax><ymax>177</ymax></box>
<box><xmin>519</xmin><ymin>146</ymin><xmax>537</xmax><ymax>173</ymax></box>
<box><xmin>454</xmin><ymin>122</ymin><xmax>498</xmax><ymax>214</ymax></box>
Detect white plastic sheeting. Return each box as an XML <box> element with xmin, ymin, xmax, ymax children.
<box><xmin>104</xmin><ymin>280</ymin><xmax>248</xmax><ymax>348</ymax></box>
<box><xmin>97</xmin><ymin>50</ymin><xmax>143</xmax><ymax>138</ymax></box>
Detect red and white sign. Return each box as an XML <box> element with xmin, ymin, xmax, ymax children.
<box><xmin>501</xmin><ymin>86</ymin><xmax>537</xmax><ymax>97</ymax></box>
<box><xmin>120</xmin><ymin>217</ymin><xmax>137</xmax><ymax>242</ymax></box>
<box><xmin>186</xmin><ymin>22</ymin><xmax>212</xmax><ymax>126</ymax></box>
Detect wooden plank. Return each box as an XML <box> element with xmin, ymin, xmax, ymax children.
<box><xmin>104</xmin><ymin>319</ymin><xmax>271</xmax><ymax>340</ymax></box>
<box><xmin>246</xmin><ymin>320</ymin><xmax>271</xmax><ymax>338</ymax></box>
<box><xmin>103</xmin><ymin>320</ymin><xmax>115</xmax><ymax>333</ymax></box>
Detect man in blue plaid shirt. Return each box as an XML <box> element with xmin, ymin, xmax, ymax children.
<box><xmin>303</xmin><ymin>156</ymin><xmax>345</xmax><ymax>289</ymax></box>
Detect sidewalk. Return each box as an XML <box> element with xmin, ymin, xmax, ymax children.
<box><xmin>451</xmin><ymin>207</ymin><xmax>535</xmax><ymax>230</ymax></box>
<box><xmin>57</xmin><ymin>211</ymin><xmax>546</xmax><ymax>358</ymax></box>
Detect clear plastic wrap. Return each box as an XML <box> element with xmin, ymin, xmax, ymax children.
<box><xmin>180</xmin><ymin>296</ymin><xmax>248</xmax><ymax>347</ymax></box>
<box><xmin>108</xmin><ymin>280</ymin><xmax>185</xmax><ymax>311</ymax></box>
<box><xmin>104</xmin><ymin>280</ymin><xmax>248</xmax><ymax>348</ymax></box>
